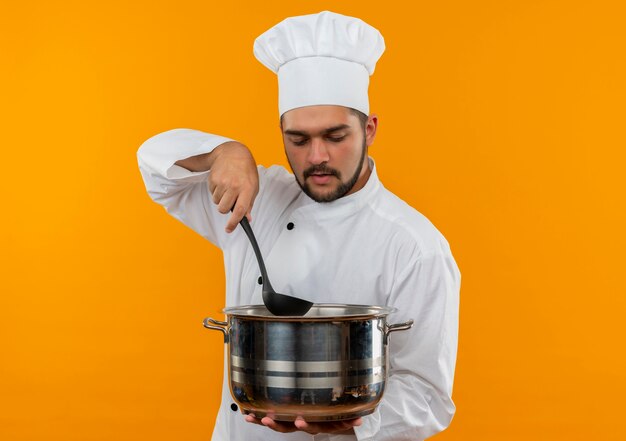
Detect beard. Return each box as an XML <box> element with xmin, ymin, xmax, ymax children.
<box><xmin>289</xmin><ymin>136</ymin><xmax>368</xmax><ymax>203</ymax></box>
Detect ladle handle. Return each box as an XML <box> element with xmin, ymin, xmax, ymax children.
<box><xmin>239</xmin><ymin>216</ymin><xmax>275</xmax><ymax>292</ymax></box>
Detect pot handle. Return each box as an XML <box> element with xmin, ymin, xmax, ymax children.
<box><xmin>203</xmin><ymin>317</ymin><xmax>229</xmax><ymax>343</ymax></box>
<box><xmin>384</xmin><ymin>319</ymin><xmax>414</xmax><ymax>344</ymax></box>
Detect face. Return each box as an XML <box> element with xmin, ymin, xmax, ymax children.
<box><xmin>280</xmin><ymin>105</ymin><xmax>377</xmax><ymax>203</ymax></box>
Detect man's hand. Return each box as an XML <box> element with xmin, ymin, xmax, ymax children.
<box><xmin>207</xmin><ymin>141</ymin><xmax>259</xmax><ymax>233</ymax></box>
<box><xmin>244</xmin><ymin>413</ymin><xmax>362</xmax><ymax>435</ymax></box>
<box><xmin>174</xmin><ymin>141</ymin><xmax>258</xmax><ymax>233</ymax></box>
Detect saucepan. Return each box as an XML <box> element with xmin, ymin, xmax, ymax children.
<box><xmin>204</xmin><ymin>303</ymin><xmax>413</xmax><ymax>421</ymax></box>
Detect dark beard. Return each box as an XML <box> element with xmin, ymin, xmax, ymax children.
<box><xmin>290</xmin><ymin>137</ymin><xmax>367</xmax><ymax>203</ymax></box>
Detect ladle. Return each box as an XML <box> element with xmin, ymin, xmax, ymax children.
<box><xmin>238</xmin><ymin>216</ymin><xmax>313</xmax><ymax>316</ymax></box>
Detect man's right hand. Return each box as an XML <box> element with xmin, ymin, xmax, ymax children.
<box><xmin>175</xmin><ymin>141</ymin><xmax>259</xmax><ymax>233</ymax></box>
<box><xmin>207</xmin><ymin>141</ymin><xmax>259</xmax><ymax>233</ymax></box>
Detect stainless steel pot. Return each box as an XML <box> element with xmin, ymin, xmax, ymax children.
<box><xmin>204</xmin><ymin>304</ymin><xmax>413</xmax><ymax>422</ymax></box>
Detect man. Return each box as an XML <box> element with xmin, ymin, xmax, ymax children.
<box><xmin>137</xmin><ymin>10</ymin><xmax>460</xmax><ymax>441</ymax></box>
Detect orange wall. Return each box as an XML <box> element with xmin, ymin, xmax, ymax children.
<box><xmin>2</xmin><ymin>1</ymin><xmax>625</xmax><ymax>440</ymax></box>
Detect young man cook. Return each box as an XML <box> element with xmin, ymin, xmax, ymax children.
<box><xmin>137</xmin><ymin>10</ymin><xmax>460</xmax><ymax>441</ymax></box>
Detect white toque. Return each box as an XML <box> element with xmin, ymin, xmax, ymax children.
<box><xmin>253</xmin><ymin>10</ymin><xmax>386</xmax><ymax>117</ymax></box>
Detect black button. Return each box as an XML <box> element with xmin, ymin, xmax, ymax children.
<box><xmin>287</xmin><ymin>222</ymin><xmax>295</xmax><ymax>230</ymax></box>
<box><xmin>257</xmin><ymin>276</ymin><xmax>263</xmax><ymax>285</ymax></box>
<box><xmin>230</xmin><ymin>403</ymin><xmax>238</xmax><ymax>412</ymax></box>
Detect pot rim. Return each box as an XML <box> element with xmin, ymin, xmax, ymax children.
<box><xmin>222</xmin><ymin>303</ymin><xmax>397</xmax><ymax>321</ymax></box>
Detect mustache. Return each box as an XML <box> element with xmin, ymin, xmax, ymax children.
<box><xmin>303</xmin><ymin>164</ymin><xmax>340</xmax><ymax>179</ymax></box>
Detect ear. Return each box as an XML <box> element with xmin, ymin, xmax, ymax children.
<box><xmin>365</xmin><ymin>114</ymin><xmax>378</xmax><ymax>147</ymax></box>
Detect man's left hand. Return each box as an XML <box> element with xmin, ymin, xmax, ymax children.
<box><xmin>245</xmin><ymin>413</ymin><xmax>362</xmax><ymax>435</ymax></box>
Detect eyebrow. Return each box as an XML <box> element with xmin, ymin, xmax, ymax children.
<box><xmin>283</xmin><ymin>124</ymin><xmax>351</xmax><ymax>137</ymax></box>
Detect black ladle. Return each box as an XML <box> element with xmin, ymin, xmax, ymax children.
<box><xmin>238</xmin><ymin>216</ymin><xmax>313</xmax><ymax>316</ymax></box>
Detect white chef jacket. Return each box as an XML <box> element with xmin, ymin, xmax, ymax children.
<box><xmin>137</xmin><ymin>128</ymin><xmax>461</xmax><ymax>441</ymax></box>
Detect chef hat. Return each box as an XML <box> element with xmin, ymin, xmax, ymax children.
<box><xmin>253</xmin><ymin>10</ymin><xmax>385</xmax><ymax>117</ymax></box>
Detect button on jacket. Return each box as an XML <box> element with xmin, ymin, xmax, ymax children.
<box><xmin>137</xmin><ymin>128</ymin><xmax>461</xmax><ymax>441</ymax></box>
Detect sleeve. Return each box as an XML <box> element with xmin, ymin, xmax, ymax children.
<box><xmin>136</xmin><ymin>128</ymin><xmax>238</xmax><ymax>249</ymax></box>
<box><xmin>353</xmin><ymin>242</ymin><xmax>461</xmax><ymax>441</ymax></box>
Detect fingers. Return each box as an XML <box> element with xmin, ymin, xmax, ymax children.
<box><xmin>209</xmin><ymin>182</ymin><xmax>227</xmax><ymax>206</ymax></box>
<box><xmin>261</xmin><ymin>416</ymin><xmax>295</xmax><ymax>433</ymax></box>
<box><xmin>215</xmin><ymin>189</ymin><xmax>236</xmax><ymax>215</ymax></box>
<box><xmin>293</xmin><ymin>416</ymin><xmax>362</xmax><ymax>435</ymax></box>
<box><xmin>209</xmin><ymin>178</ymin><xmax>256</xmax><ymax>233</ymax></box>
<box><xmin>244</xmin><ymin>413</ymin><xmax>263</xmax><ymax>426</ymax></box>
<box><xmin>349</xmin><ymin>417</ymin><xmax>363</xmax><ymax>427</ymax></box>
<box><xmin>244</xmin><ymin>414</ymin><xmax>297</xmax><ymax>433</ymax></box>
<box><xmin>244</xmin><ymin>414</ymin><xmax>361</xmax><ymax>435</ymax></box>
<box><xmin>224</xmin><ymin>190</ymin><xmax>254</xmax><ymax>233</ymax></box>
<box><xmin>293</xmin><ymin>417</ymin><xmax>316</xmax><ymax>434</ymax></box>
<box><xmin>207</xmin><ymin>155</ymin><xmax>258</xmax><ymax>233</ymax></box>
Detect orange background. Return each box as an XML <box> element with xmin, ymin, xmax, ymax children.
<box><xmin>2</xmin><ymin>1</ymin><xmax>625</xmax><ymax>440</ymax></box>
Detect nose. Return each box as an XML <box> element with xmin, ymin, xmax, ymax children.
<box><xmin>307</xmin><ymin>138</ymin><xmax>330</xmax><ymax>165</ymax></box>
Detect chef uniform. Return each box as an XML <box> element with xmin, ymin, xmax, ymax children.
<box><xmin>137</xmin><ymin>10</ymin><xmax>460</xmax><ymax>441</ymax></box>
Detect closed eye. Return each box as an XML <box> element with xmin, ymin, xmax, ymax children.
<box><xmin>290</xmin><ymin>136</ymin><xmax>346</xmax><ymax>146</ymax></box>
<box><xmin>328</xmin><ymin>136</ymin><xmax>346</xmax><ymax>143</ymax></box>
